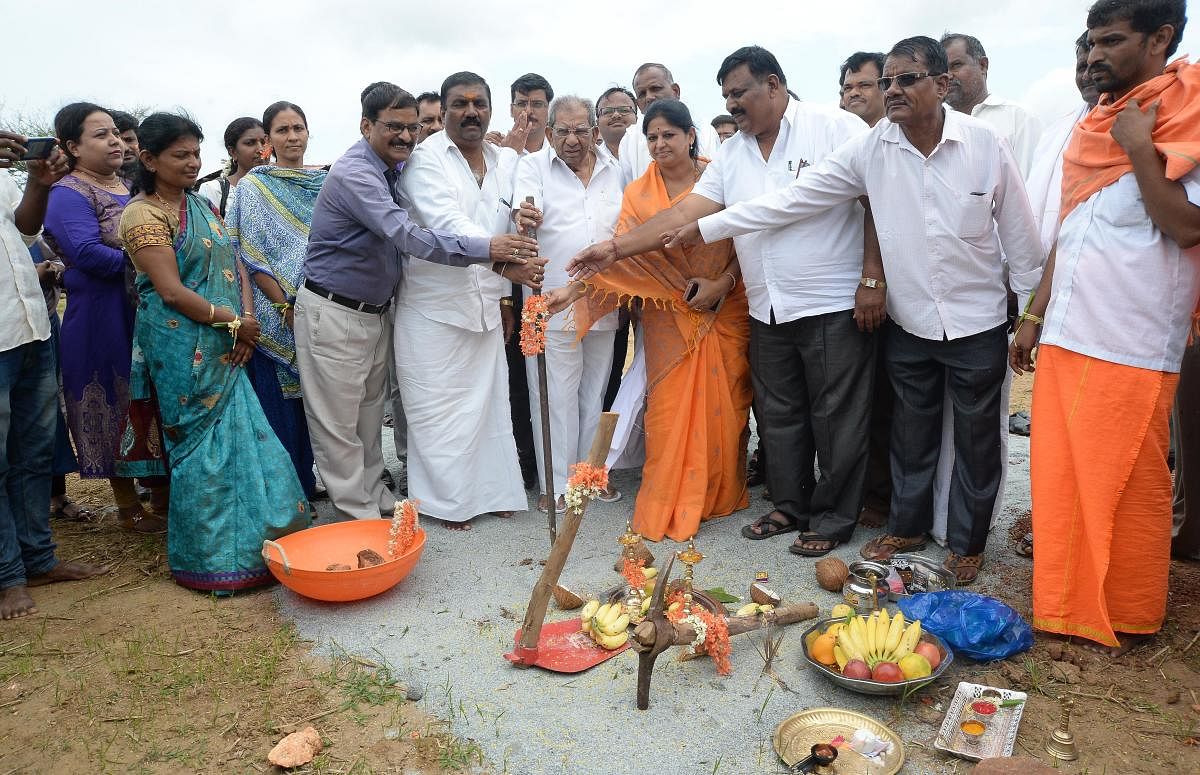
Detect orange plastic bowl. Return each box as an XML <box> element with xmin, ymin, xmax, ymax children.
<box><xmin>261</xmin><ymin>520</ymin><xmax>426</xmax><ymax>602</ymax></box>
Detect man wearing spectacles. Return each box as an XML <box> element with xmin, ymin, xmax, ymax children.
<box><xmin>616</xmin><ymin>62</ymin><xmax>720</xmax><ymax>185</ymax></box>
<box><xmin>395</xmin><ymin>71</ymin><xmax>547</xmax><ymax>530</ymax></box>
<box><xmin>513</xmin><ymin>95</ymin><xmax>624</xmax><ymax>512</ymax></box>
<box><xmin>572</xmin><ymin>37</ymin><xmax>1045</xmax><ymax>585</ymax></box>
<box><xmin>508</xmin><ymin>72</ymin><xmax>554</xmax><ymax>156</ymax></box>
<box><xmin>595</xmin><ymin>86</ymin><xmax>637</xmax><ymax>159</ymax></box>
<box><xmin>711</xmin><ymin>114</ymin><xmax>737</xmax><ymax>143</ymax></box>
<box><xmin>839</xmin><ymin>52</ymin><xmax>887</xmax><ymax>128</ymax></box>
<box><xmin>296</xmin><ymin>83</ymin><xmax>538</xmax><ymax>522</ymax></box>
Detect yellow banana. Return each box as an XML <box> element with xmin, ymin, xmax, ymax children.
<box><xmin>667</xmin><ymin>601</ymin><xmax>682</xmax><ymax>614</ymax></box>
<box><xmin>639</xmin><ymin>597</ymin><xmax>652</xmax><ymax>616</ymax></box>
<box><xmin>593</xmin><ymin>629</ymin><xmax>629</xmax><ymax>650</ymax></box>
<box><xmin>833</xmin><ymin>645</ymin><xmax>848</xmax><ymax>670</ymax></box>
<box><xmin>848</xmin><ymin>616</ymin><xmax>869</xmax><ymax>660</ymax></box>
<box><xmin>581</xmin><ymin>600</ymin><xmax>600</xmax><ymax>621</ymax></box>
<box><xmin>595</xmin><ymin>603</ymin><xmax>612</xmax><ymax>625</ymax></box>
<box><xmin>875</xmin><ymin>609</ymin><xmax>890</xmax><ymax>658</ymax></box>
<box><xmin>896</xmin><ymin>619</ymin><xmax>922</xmax><ymax>658</ymax></box>
<box><xmin>603</xmin><ymin>604</ymin><xmax>624</xmax><ymax>630</ymax></box>
<box><xmin>735</xmin><ymin>603</ymin><xmax>761</xmax><ymax>617</ymax></box>
<box><xmin>642</xmin><ymin>566</ymin><xmax>658</xmax><ymax>580</ymax></box>
<box><xmin>883</xmin><ymin>610</ymin><xmax>905</xmax><ymax>657</ymax></box>
<box><xmin>836</xmin><ymin>627</ymin><xmax>863</xmax><ymax>662</ymax></box>
<box><xmin>864</xmin><ymin>612</ymin><xmax>878</xmax><ymax>659</ymax></box>
<box><xmin>602</xmin><ymin>613</ymin><xmax>630</xmax><ymax>635</ymax></box>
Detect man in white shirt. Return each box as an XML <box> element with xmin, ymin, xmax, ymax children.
<box><xmin>1011</xmin><ymin>0</ymin><xmax>1199</xmax><ymax>654</ymax></box>
<box><xmin>565</xmin><ymin>46</ymin><xmax>878</xmax><ymax>555</ymax></box>
<box><xmin>942</xmin><ymin>33</ymin><xmax>1043</xmax><ymax>174</ymax></box>
<box><xmin>596</xmin><ymin>87</ymin><xmax>638</xmax><ymax>159</ymax></box>
<box><xmin>617</xmin><ymin>63</ymin><xmax>721</xmax><ymax>185</ymax></box>
<box><xmin>396</xmin><ymin>72</ymin><xmax>541</xmax><ymax>528</ymax></box>
<box><xmin>575</xmin><ymin>37</ymin><xmax>1044</xmax><ymax>583</ymax></box>
<box><xmin>839</xmin><ymin>52</ymin><xmax>887</xmax><ymax>128</ymax></box>
<box><xmin>0</xmin><ymin>136</ymin><xmax>108</xmax><ymax>620</ymax></box>
<box><xmin>515</xmin><ymin>96</ymin><xmax>624</xmax><ymax>511</ymax></box>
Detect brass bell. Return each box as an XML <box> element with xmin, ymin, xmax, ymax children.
<box><xmin>1045</xmin><ymin>695</ymin><xmax>1079</xmax><ymax>761</ymax></box>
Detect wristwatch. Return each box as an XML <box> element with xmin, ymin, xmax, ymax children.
<box><xmin>860</xmin><ymin>277</ymin><xmax>886</xmax><ymax>290</ymax></box>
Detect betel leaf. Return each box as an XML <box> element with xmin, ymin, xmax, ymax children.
<box><xmin>703</xmin><ymin>587</ymin><xmax>739</xmax><ymax>603</ymax></box>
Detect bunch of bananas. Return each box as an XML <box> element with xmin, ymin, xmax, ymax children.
<box><xmin>734</xmin><ymin>602</ymin><xmax>776</xmax><ymax>617</ymax></box>
<box><xmin>834</xmin><ymin>608</ymin><xmax>922</xmax><ymax>669</ymax></box>
<box><xmin>580</xmin><ymin>600</ymin><xmax>629</xmax><ymax>650</ymax></box>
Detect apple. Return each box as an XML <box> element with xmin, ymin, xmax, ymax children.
<box><xmin>914</xmin><ymin>641</ymin><xmax>942</xmax><ymax>670</ymax></box>
<box><xmin>842</xmin><ymin>659</ymin><xmax>871</xmax><ymax>680</ymax></box>
<box><xmin>870</xmin><ymin>662</ymin><xmax>904</xmax><ymax>683</ymax></box>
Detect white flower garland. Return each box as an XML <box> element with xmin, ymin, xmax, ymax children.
<box><xmin>563</xmin><ymin>483</ymin><xmax>603</xmax><ymax>516</ymax></box>
<box><xmin>681</xmin><ymin>614</ymin><xmax>707</xmax><ymax>649</ymax></box>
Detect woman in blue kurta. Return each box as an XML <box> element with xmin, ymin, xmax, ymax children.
<box><xmin>226</xmin><ymin>101</ymin><xmax>324</xmax><ymax>498</ymax></box>
<box><xmin>43</xmin><ymin>102</ymin><xmax>168</xmax><ymax>532</ymax></box>
<box><xmin>118</xmin><ymin>113</ymin><xmax>310</xmax><ymax>592</ymax></box>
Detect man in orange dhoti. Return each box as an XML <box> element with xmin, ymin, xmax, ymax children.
<box><xmin>1011</xmin><ymin>0</ymin><xmax>1200</xmax><ymax>653</ymax></box>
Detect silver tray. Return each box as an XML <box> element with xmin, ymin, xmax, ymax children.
<box><xmin>801</xmin><ymin>617</ymin><xmax>954</xmax><ymax>696</ymax></box>
<box><xmin>886</xmin><ymin>553</ymin><xmax>956</xmax><ymax>600</ymax></box>
<box><xmin>934</xmin><ymin>681</ymin><xmax>1027</xmax><ymax>761</ymax></box>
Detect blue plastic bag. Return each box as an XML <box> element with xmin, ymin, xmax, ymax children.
<box><xmin>897</xmin><ymin>591</ymin><xmax>1034</xmax><ymax>661</ymax></box>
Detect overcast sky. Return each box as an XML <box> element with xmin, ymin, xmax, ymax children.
<box><xmin>4</xmin><ymin>0</ymin><xmax>1196</xmax><ymax>172</ymax></box>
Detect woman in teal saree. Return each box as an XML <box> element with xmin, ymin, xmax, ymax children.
<box><xmin>118</xmin><ymin>113</ymin><xmax>310</xmax><ymax>592</ymax></box>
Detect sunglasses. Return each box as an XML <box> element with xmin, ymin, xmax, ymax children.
<box><xmin>877</xmin><ymin>71</ymin><xmax>932</xmax><ymax>91</ymax></box>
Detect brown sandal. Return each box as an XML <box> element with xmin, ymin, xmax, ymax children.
<box><xmin>117</xmin><ymin>506</ymin><xmax>168</xmax><ymax>535</ymax></box>
<box><xmin>944</xmin><ymin>553</ymin><xmax>984</xmax><ymax>586</ymax></box>
<box><xmin>859</xmin><ymin>534</ymin><xmax>927</xmax><ymax>561</ymax></box>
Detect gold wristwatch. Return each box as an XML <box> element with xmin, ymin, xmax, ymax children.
<box><xmin>860</xmin><ymin>277</ymin><xmax>886</xmax><ymax>289</ymax></box>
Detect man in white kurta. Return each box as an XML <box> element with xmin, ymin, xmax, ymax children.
<box><xmin>396</xmin><ymin>75</ymin><xmax>528</xmax><ymax>525</ymax></box>
<box><xmin>617</xmin><ymin>63</ymin><xmax>720</xmax><ymax>185</ymax></box>
<box><xmin>515</xmin><ymin>96</ymin><xmax>623</xmax><ymax>509</ymax></box>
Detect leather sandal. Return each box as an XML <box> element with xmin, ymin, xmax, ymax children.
<box><xmin>741</xmin><ymin>510</ymin><xmax>799</xmax><ymax>540</ymax></box>
<box><xmin>789</xmin><ymin>532</ymin><xmax>840</xmax><ymax>557</ymax></box>
<box><xmin>859</xmin><ymin>534</ymin><xmax>927</xmax><ymax>561</ymax></box>
<box><xmin>944</xmin><ymin>552</ymin><xmax>984</xmax><ymax>586</ymax></box>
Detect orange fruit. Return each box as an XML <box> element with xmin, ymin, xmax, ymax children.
<box><xmin>810</xmin><ymin>632</ymin><xmax>838</xmax><ymax>665</ymax></box>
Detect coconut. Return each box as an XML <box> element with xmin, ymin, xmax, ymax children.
<box><xmin>552</xmin><ymin>584</ymin><xmax>586</xmax><ymax>610</ymax></box>
<box><xmin>324</xmin><ymin>563</ymin><xmax>352</xmax><ymax>572</ymax></box>
<box><xmin>356</xmin><ymin>549</ymin><xmax>385</xmax><ymax>568</ymax></box>
<box><xmin>750</xmin><ymin>582</ymin><xmax>782</xmax><ymax>607</ymax></box>
<box><xmin>612</xmin><ymin>541</ymin><xmax>655</xmax><ymax>572</ymax></box>
<box><xmin>814</xmin><ymin>556</ymin><xmax>850</xmax><ymax>592</ymax></box>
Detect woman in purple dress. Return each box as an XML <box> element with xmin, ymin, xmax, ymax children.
<box><xmin>44</xmin><ymin>103</ymin><xmax>168</xmax><ymax>533</ymax></box>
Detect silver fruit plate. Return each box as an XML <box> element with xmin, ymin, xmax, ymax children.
<box><xmin>801</xmin><ymin>617</ymin><xmax>955</xmax><ymax>696</ymax></box>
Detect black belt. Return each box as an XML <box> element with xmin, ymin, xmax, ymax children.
<box><xmin>303</xmin><ymin>279</ymin><xmax>390</xmax><ymax>314</ymax></box>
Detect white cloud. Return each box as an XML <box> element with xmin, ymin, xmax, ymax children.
<box><xmin>3</xmin><ymin>0</ymin><xmax>1196</xmax><ymax>171</ymax></box>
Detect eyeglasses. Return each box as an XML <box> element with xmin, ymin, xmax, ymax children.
<box><xmin>552</xmin><ymin>127</ymin><xmax>593</xmax><ymax>139</ymax></box>
<box><xmin>598</xmin><ymin>106</ymin><xmax>635</xmax><ymax>117</ymax></box>
<box><xmin>374</xmin><ymin>120</ymin><xmax>421</xmax><ymax>136</ymax></box>
<box><xmin>512</xmin><ymin>100</ymin><xmax>548</xmax><ymax>110</ymax></box>
<box><xmin>877</xmin><ymin>72</ymin><xmax>931</xmax><ymax>91</ymax></box>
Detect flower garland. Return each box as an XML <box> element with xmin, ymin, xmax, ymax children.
<box><xmin>563</xmin><ymin>461</ymin><xmax>608</xmax><ymax>515</ymax></box>
<box><xmin>665</xmin><ymin>590</ymin><xmax>732</xmax><ymax>675</ymax></box>
<box><xmin>621</xmin><ymin>557</ymin><xmax>648</xmax><ymax>591</ymax></box>
<box><xmin>387</xmin><ymin>499</ymin><xmax>420</xmax><ymax>558</ymax></box>
<box><xmin>519</xmin><ymin>294</ymin><xmax>550</xmax><ymax>357</ymax></box>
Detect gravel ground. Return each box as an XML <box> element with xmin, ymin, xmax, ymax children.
<box><xmin>279</xmin><ymin>431</ymin><xmax>1033</xmax><ymax>774</ymax></box>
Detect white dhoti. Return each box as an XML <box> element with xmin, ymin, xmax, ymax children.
<box><xmin>394</xmin><ymin>307</ymin><xmax>527</xmax><ymax>522</ymax></box>
<box><xmin>606</xmin><ymin>332</ymin><xmax>647</xmax><ymax>470</ymax></box>
<box><xmin>526</xmin><ymin>329</ymin><xmax>616</xmax><ymax>494</ymax></box>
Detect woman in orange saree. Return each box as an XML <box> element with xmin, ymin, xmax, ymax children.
<box><xmin>547</xmin><ymin>100</ymin><xmax>752</xmax><ymax>542</ymax></box>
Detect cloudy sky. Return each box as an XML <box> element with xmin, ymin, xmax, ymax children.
<box><xmin>4</xmin><ymin>0</ymin><xmax>1196</xmax><ymax>172</ymax></box>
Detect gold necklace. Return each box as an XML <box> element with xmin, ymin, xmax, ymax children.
<box><xmin>154</xmin><ymin>191</ymin><xmax>181</xmax><ymax>211</ymax></box>
<box><xmin>76</xmin><ymin>166</ymin><xmax>124</xmax><ymax>191</ymax></box>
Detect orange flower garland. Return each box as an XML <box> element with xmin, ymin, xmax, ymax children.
<box><xmin>519</xmin><ymin>294</ymin><xmax>550</xmax><ymax>357</ymax></box>
<box><xmin>387</xmin><ymin>499</ymin><xmax>419</xmax><ymax>558</ymax></box>
<box><xmin>621</xmin><ymin>557</ymin><xmax>648</xmax><ymax>591</ymax></box>
<box><xmin>665</xmin><ymin>590</ymin><xmax>732</xmax><ymax>675</ymax></box>
<box><xmin>564</xmin><ymin>461</ymin><xmax>609</xmax><ymax>515</ymax></box>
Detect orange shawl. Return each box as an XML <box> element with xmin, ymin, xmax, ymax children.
<box><xmin>1060</xmin><ymin>57</ymin><xmax>1200</xmax><ymax>221</ymax></box>
<box><xmin>573</xmin><ymin>161</ymin><xmax>735</xmax><ymax>388</ymax></box>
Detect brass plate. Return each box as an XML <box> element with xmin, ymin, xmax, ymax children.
<box><xmin>773</xmin><ymin>708</ymin><xmax>905</xmax><ymax>774</ymax></box>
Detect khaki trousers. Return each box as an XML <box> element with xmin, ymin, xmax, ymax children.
<box><xmin>294</xmin><ymin>286</ymin><xmax>395</xmax><ymax>520</ymax></box>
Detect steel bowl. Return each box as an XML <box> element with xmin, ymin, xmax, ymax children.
<box><xmin>801</xmin><ymin>617</ymin><xmax>954</xmax><ymax>696</ymax></box>
<box><xmin>885</xmin><ymin>553</ymin><xmax>956</xmax><ymax>600</ymax></box>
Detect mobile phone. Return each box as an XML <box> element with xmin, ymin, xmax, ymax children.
<box><xmin>20</xmin><ymin>137</ymin><xmax>57</xmax><ymax>161</ymax></box>
<box><xmin>683</xmin><ymin>280</ymin><xmax>726</xmax><ymax>314</ymax></box>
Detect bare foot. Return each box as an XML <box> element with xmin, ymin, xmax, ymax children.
<box><xmin>26</xmin><ymin>560</ymin><xmax>110</xmax><ymax>587</ymax></box>
<box><xmin>536</xmin><ymin>495</ymin><xmax>565</xmax><ymax>513</ymax></box>
<box><xmin>858</xmin><ymin>505</ymin><xmax>887</xmax><ymax>529</ymax></box>
<box><xmin>1077</xmin><ymin>633</ymin><xmax>1153</xmax><ymax>658</ymax></box>
<box><xmin>440</xmin><ymin>519</ymin><xmax>473</xmax><ymax>532</ymax></box>
<box><xmin>1</xmin><ymin>585</ymin><xmax>38</xmax><ymax>619</ymax></box>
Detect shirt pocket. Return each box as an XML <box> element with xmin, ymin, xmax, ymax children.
<box><xmin>957</xmin><ymin>192</ymin><xmax>994</xmax><ymax>239</ymax></box>
<box><xmin>1096</xmin><ymin>180</ymin><xmax>1146</xmax><ymax>228</ymax></box>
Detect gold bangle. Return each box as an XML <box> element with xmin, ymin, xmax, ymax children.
<box><xmin>208</xmin><ymin>303</ymin><xmax>216</xmax><ymax>322</ymax></box>
<box><xmin>722</xmin><ymin>272</ymin><xmax>737</xmax><ymax>291</ymax></box>
<box><xmin>1019</xmin><ymin>312</ymin><xmax>1044</xmax><ymax>326</ymax></box>
<box><xmin>500</xmin><ymin>298</ymin><xmax>514</xmax><ymax>307</ymax></box>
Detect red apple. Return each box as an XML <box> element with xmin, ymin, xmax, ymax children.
<box><xmin>870</xmin><ymin>662</ymin><xmax>904</xmax><ymax>683</ymax></box>
<box><xmin>914</xmin><ymin>641</ymin><xmax>942</xmax><ymax>670</ymax></box>
<box><xmin>842</xmin><ymin>659</ymin><xmax>871</xmax><ymax>680</ymax></box>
